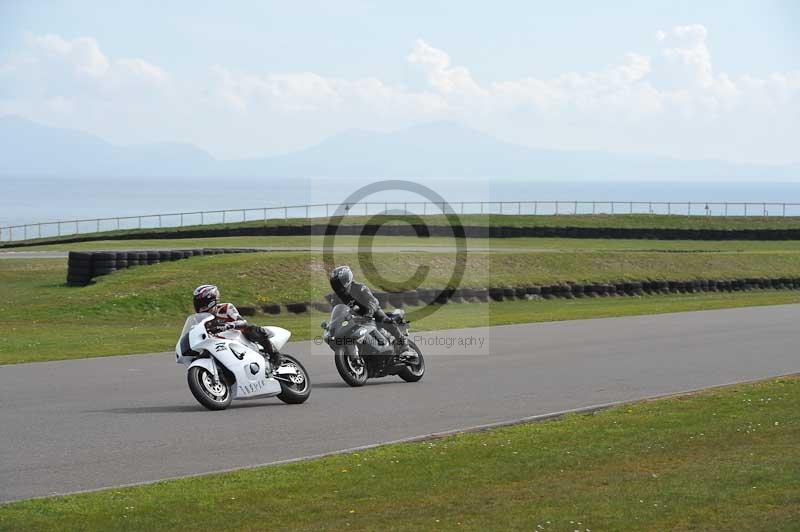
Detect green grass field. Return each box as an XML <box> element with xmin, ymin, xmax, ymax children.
<box><xmin>2</xmin><ymin>375</ymin><xmax>797</xmax><ymax>531</ymax></box>
<box><xmin>6</xmin><ymin>213</ymin><xmax>800</xmax><ymax>249</ymax></box>
<box><xmin>3</xmin><ymin>250</ymin><xmax>800</xmax><ymax>364</ymax></box>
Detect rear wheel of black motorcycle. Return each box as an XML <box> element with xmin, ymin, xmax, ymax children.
<box><xmin>187</xmin><ymin>366</ymin><xmax>232</xmax><ymax>410</ymax></box>
<box><xmin>398</xmin><ymin>341</ymin><xmax>425</xmax><ymax>382</ymax></box>
<box><xmin>276</xmin><ymin>354</ymin><xmax>311</xmax><ymax>404</ymax></box>
<box><xmin>334</xmin><ymin>346</ymin><xmax>368</xmax><ymax>387</ymax></box>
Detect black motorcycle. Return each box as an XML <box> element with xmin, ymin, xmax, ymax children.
<box><xmin>321</xmin><ymin>303</ymin><xmax>425</xmax><ymax>386</ymax></box>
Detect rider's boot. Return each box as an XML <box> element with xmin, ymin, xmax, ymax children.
<box><xmin>269</xmin><ymin>351</ymin><xmax>282</xmax><ymax>369</ymax></box>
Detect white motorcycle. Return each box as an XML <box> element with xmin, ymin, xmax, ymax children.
<box><xmin>175</xmin><ymin>313</ymin><xmax>311</xmax><ymax>410</ymax></box>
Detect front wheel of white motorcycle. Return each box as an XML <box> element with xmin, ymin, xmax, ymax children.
<box><xmin>187</xmin><ymin>366</ymin><xmax>232</xmax><ymax>411</ymax></box>
<box><xmin>276</xmin><ymin>355</ymin><xmax>311</xmax><ymax>404</ymax></box>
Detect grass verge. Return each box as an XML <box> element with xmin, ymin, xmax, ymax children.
<box><xmin>1</xmin><ymin>376</ymin><xmax>797</xmax><ymax>531</ymax></box>
<box><xmin>11</xmin><ymin>234</ymin><xmax>800</xmax><ymax>252</ymax></box>
<box><xmin>4</xmin><ymin>291</ymin><xmax>800</xmax><ymax>365</ymax></box>
<box><xmin>3</xmin><ymin>252</ymin><xmax>800</xmax><ymax>364</ymax></box>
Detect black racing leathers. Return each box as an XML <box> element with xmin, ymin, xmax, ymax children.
<box><xmin>331</xmin><ymin>281</ymin><xmax>406</xmax><ymax>349</ymax></box>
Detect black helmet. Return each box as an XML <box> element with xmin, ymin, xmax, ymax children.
<box><xmin>330</xmin><ymin>265</ymin><xmax>354</xmax><ymax>292</ymax></box>
<box><xmin>193</xmin><ymin>284</ymin><xmax>220</xmax><ymax>313</ymax></box>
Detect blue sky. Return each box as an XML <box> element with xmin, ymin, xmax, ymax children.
<box><xmin>1</xmin><ymin>1</ymin><xmax>799</xmax><ymax>163</ymax></box>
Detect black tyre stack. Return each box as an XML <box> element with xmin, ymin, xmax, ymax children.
<box><xmin>91</xmin><ymin>252</ymin><xmax>117</xmax><ymax>277</ymax></box>
<box><xmin>66</xmin><ymin>252</ymin><xmax>93</xmax><ymax>286</ymax></box>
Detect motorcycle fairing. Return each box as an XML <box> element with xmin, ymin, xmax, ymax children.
<box><xmin>178</xmin><ymin>313</ymin><xmax>281</xmax><ymax>399</ymax></box>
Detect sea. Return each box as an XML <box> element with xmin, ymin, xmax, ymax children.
<box><xmin>2</xmin><ymin>176</ymin><xmax>800</xmax><ymax>229</ymax></box>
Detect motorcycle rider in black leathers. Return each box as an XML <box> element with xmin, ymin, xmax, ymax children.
<box><xmin>329</xmin><ymin>265</ymin><xmax>409</xmax><ymax>353</ymax></box>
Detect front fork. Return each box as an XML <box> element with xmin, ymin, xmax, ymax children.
<box><xmin>209</xmin><ymin>358</ymin><xmax>222</xmax><ymax>386</ymax></box>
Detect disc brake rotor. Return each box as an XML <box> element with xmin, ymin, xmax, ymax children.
<box><xmin>201</xmin><ymin>372</ymin><xmax>226</xmax><ymax>397</ymax></box>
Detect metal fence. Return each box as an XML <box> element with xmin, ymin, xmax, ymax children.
<box><xmin>2</xmin><ymin>200</ymin><xmax>800</xmax><ymax>243</ymax></box>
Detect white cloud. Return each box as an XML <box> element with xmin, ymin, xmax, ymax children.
<box><xmin>1</xmin><ymin>28</ymin><xmax>799</xmax><ymax>163</ymax></box>
<box><xmin>407</xmin><ymin>39</ymin><xmax>486</xmax><ymax>100</ymax></box>
<box><xmin>1</xmin><ymin>33</ymin><xmax>168</xmax><ymax>100</ymax></box>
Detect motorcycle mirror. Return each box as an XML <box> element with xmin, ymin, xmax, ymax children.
<box><xmin>320</xmin><ymin>320</ymin><xmax>328</xmax><ymax>329</ymax></box>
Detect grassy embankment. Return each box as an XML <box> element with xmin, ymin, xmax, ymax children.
<box><xmin>1</xmin><ymin>375</ymin><xmax>797</xmax><ymax>531</ymax></box>
<box><xmin>4</xmin><ymin>249</ymin><xmax>800</xmax><ymax>364</ymax></box>
<box><xmin>7</xmin><ymin>213</ymin><xmax>800</xmax><ymax>249</ymax></box>
<box><xmin>12</xmin><ymin>234</ymin><xmax>800</xmax><ymax>252</ymax></box>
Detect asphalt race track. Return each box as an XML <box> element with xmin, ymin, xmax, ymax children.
<box><xmin>1</xmin><ymin>305</ymin><xmax>798</xmax><ymax>502</ymax></box>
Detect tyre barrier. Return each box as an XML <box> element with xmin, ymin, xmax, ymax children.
<box><xmin>262</xmin><ymin>304</ymin><xmax>281</xmax><ymax>315</ymax></box>
<box><xmin>65</xmin><ymin>248</ymin><xmax>267</xmax><ymax>286</ymax></box>
<box><xmin>285</xmin><ymin>302</ymin><xmax>308</xmax><ymax>314</ymax></box>
<box><xmin>294</xmin><ymin>277</ymin><xmax>800</xmax><ymax>315</ymax></box>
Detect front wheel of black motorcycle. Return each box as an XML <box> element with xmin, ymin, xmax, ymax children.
<box><xmin>398</xmin><ymin>341</ymin><xmax>425</xmax><ymax>382</ymax></box>
<box><xmin>334</xmin><ymin>346</ymin><xmax>368</xmax><ymax>387</ymax></box>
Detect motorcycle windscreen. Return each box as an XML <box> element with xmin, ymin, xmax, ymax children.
<box><xmin>179</xmin><ymin>312</ymin><xmax>213</xmax><ymax>338</ymax></box>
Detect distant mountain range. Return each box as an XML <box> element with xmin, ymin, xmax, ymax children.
<box><xmin>1</xmin><ymin>115</ymin><xmax>798</xmax><ymax>180</ymax></box>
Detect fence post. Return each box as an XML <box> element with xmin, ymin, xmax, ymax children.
<box><xmin>783</xmin><ymin>203</ymin><xmax>786</xmax><ymax>217</ymax></box>
<box><xmin>24</xmin><ymin>225</ymin><xmax>28</xmax><ymax>240</ymax></box>
<box><xmin>201</xmin><ymin>212</ymin><xmax>205</xmax><ymax>225</ymax></box>
<box><xmin>480</xmin><ymin>202</ymin><xmax>484</xmax><ymax>214</ymax></box>
<box><xmin>611</xmin><ymin>202</ymin><xmax>615</xmax><ymax>214</ymax></box>
<box><xmin>629</xmin><ymin>201</ymin><xmax>633</xmax><ymax>214</ymax></box>
<box><xmin>724</xmin><ymin>203</ymin><xmax>728</xmax><ymax>216</ymax></box>
<box><xmin>325</xmin><ymin>204</ymin><xmax>329</xmax><ymax>217</ymax></box>
<box><xmin>38</xmin><ymin>223</ymin><xmax>42</xmax><ymax>239</ymax></box>
<box><xmin>96</xmin><ymin>219</ymin><xmax>100</xmax><ymax>232</ymax></box>
<box><xmin>687</xmin><ymin>202</ymin><xmax>691</xmax><ymax>216</ymax></box>
<box><xmin>592</xmin><ymin>201</ymin><xmax>596</xmax><ymax>214</ymax></box>
<box><xmin>158</xmin><ymin>215</ymin><xmax>162</xmax><ymax>228</ymax></box>
<box><xmin>138</xmin><ymin>216</ymin><xmax>142</xmax><ymax>229</ymax></box>
<box><xmin>574</xmin><ymin>201</ymin><xmax>578</xmax><ymax>215</ymax></box>
<box><xmin>763</xmin><ymin>203</ymin><xmax>767</xmax><ymax>217</ymax></box>
<box><xmin>555</xmin><ymin>201</ymin><xmax>559</xmax><ymax>215</ymax></box>
<box><xmin>744</xmin><ymin>203</ymin><xmax>748</xmax><ymax>216</ymax></box>
<box><xmin>223</xmin><ymin>211</ymin><xmax>226</xmax><ymax>224</ymax></box>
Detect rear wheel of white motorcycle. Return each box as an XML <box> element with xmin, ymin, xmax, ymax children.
<box><xmin>276</xmin><ymin>354</ymin><xmax>311</xmax><ymax>404</ymax></box>
<box><xmin>187</xmin><ymin>366</ymin><xmax>232</xmax><ymax>410</ymax></box>
<box><xmin>334</xmin><ymin>346</ymin><xmax>368</xmax><ymax>387</ymax></box>
<box><xmin>398</xmin><ymin>341</ymin><xmax>425</xmax><ymax>382</ymax></box>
